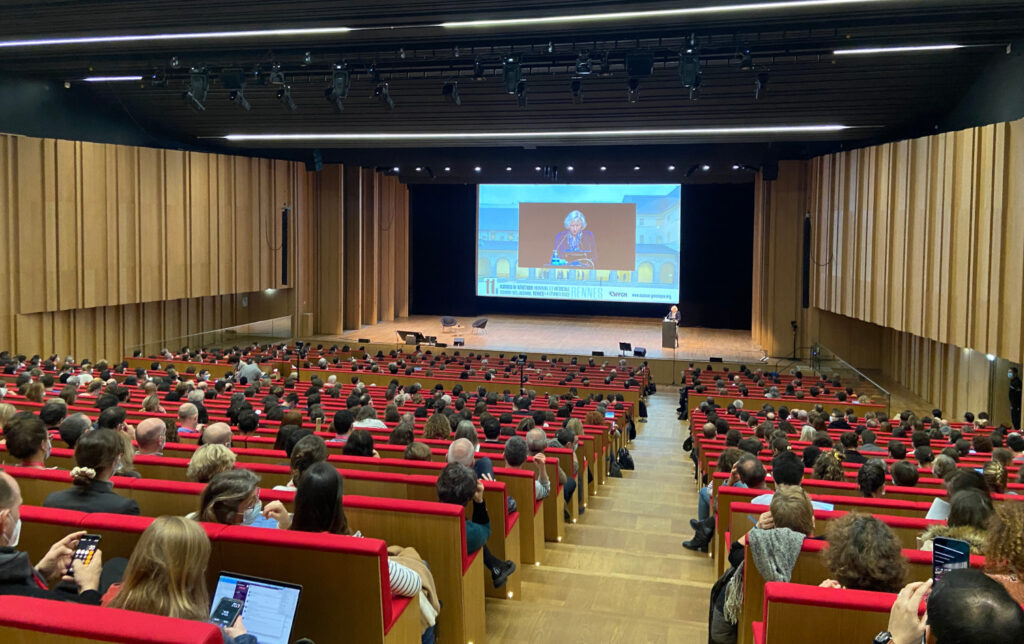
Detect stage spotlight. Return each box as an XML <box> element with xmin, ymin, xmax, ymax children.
<box><xmin>474</xmin><ymin>166</ymin><xmax>482</xmax><ymax>172</ymax></box>
<box><xmin>442</xmin><ymin>81</ymin><xmax>461</xmax><ymax>105</ymax></box>
<box><xmin>502</xmin><ymin>56</ymin><xmax>522</xmax><ymax>94</ymax></box>
<box><xmin>566</xmin><ymin>165</ymin><xmax>574</xmax><ymax>171</ymax></box>
<box><xmin>444</xmin><ymin>166</ymin><xmax>451</xmax><ymax>172</ymax></box>
<box><xmin>627</xmin><ymin>77</ymin><xmax>640</xmax><ymax>103</ymax></box>
<box><xmin>701</xmin><ymin>163</ymin><xmax>711</xmax><ymax>172</ymax></box>
<box><xmin>633</xmin><ymin>165</ymin><xmax>640</xmax><ymax>171</ymax></box>
<box><xmin>599</xmin><ymin>166</ymin><xmax>607</xmax><ymax>171</ymax></box>
<box><xmin>415</xmin><ymin>167</ymin><xmax>422</xmax><ymax>172</ymax></box>
<box><xmin>575</xmin><ymin>50</ymin><xmax>592</xmax><ymax>75</ymax></box>
<box><xmin>515</xmin><ymin>79</ymin><xmax>527</xmax><ymax>107</ymax></box>
<box><xmin>739</xmin><ymin>50</ymin><xmax>753</xmax><ymax>71</ymax></box>
<box><xmin>535</xmin><ymin>166</ymin><xmax>541</xmax><ymax>171</ymax></box>
<box><xmin>303</xmin><ymin>51</ymin><xmax>313</xmax><ymax>65</ymax></box>
<box><xmin>755</xmin><ymin>72</ymin><xmax>768</xmax><ymax>100</ymax></box>
<box><xmin>679</xmin><ymin>49</ymin><xmax>700</xmax><ymax>87</ymax></box>
<box><xmin>732</xmin><ymin>164</ymin><xmax>741</xmax><ymax>170</ymax></box>
<box><xmin>325</xmin><ymin>65</ymin><xmax>350</xmax><ymax>112</ymax></box>
<box><xmin>570</xmin><ymin>77</ymin><xmax>583</xmax><ymax>104</ymax></box>
<box><xmin>506</xmin><ymin>166</ymin><xmax>512</xmax><ymax>171</ymax></box>
<box><xmin>625</xmin><ymin>50</ymin><xmax>654</xmax><ymax>77</ymax></box>
<box><xmin>668</xmin><ymin>165</ymin><xmax>676</xmax><ymax>171</ymax></box>
<box><xmin>229</xmin><ymin>89</ymin><xmax>251</xmax><ymax>111</ymax></box>
<box><xmin>276</xmin><ymin>85</ymin><xmax>297</xmax><ymax>111</ymax></box>
<box><xmin>267</xmin><ymin>63</ymin><xmax>285</xmax><ymax>85</ymax></box>
<box><xmin>473</xmin><ymin>58</ymin><xmax>486</xmax><ymax>81</ymax></box>
<box><xmin>392</xmin><ymin>166</ymin><xmax>400</xmax><ymax>172</ymax></box>
<box><xmin>375</xmin><ymin>82</ymin><xmax>395</xmax><ymax>110</ymax></box>
<box><xmin>183</xmin><ymin>67</ymin><xmax>209</xmax><ymax>111</ymax></box>
<box><xmin>169</xmin><ymin>56</ymin><xmax>180</xmax><ymax>69</ymax></box>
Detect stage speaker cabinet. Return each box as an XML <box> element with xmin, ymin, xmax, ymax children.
<box><xmin>633</xmin><ymin>347</ymin><xmax>647</xmax><ymax>357</ymax></box>
<box><xmin>357</xmin><ymin>338</ymin><xmax>371</xmax><ymax>344</ymax></box>
<box><xmin>453</xmin><ymin>337</ymin><xmax>465</xmax><ymax>346</ymax></box>
<box><xmin>592</xmin><ymin>351</ymin><xmax>604</xmax><ymax>357</ymax></box>
<box><xmin>435</xmin><ymin>342</ymin><xmax>448</xmax><ymax>348</ymax></box>
<box><xmin>404</xmin><ymin>334</ymin><xmax>417</xmax><ymax>345</ymax></box>
<box><xmin>710</xmin><ymin>356</ymin><xmax>723</xmax><ymax>363</ymax></box>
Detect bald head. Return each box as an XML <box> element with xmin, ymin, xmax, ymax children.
<box><xmin>446</xmin><ymin>437</ymin><xmax>475</xmax><ymax>468</ymax></box>
<box><xmin>0</xmin><ymin>472</ymin><xmax>22</xmax><ymax>547</ymax></box>
<box><xmin>525</xmin><ymin>428</ymin><xmax>547</xmax><ymax>455</ymax></box>
<box><xmin>201</xmin><ymin>422</ymin><xmax>233</xmax><ymax>447</ymax></box>
<box><xmin>177</xmin><ymin>403</ymin><xmax>198</xmax><ymax>429</ymax></box>
<box><xmin>135</xmin><ymin>417</ymin><xmax>167</xmax><ymax>455</ymax></box>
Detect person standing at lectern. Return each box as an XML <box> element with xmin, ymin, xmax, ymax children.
<box><xmin>667</xmin><ymin>305</ymin><xmax>681</xmax><ymax>326</ymax></box>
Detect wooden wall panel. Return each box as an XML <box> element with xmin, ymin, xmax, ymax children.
<box><xmin>342</xmin><ymin>166</ymin><xmax>363</xmax><ymax>331</ymax></box>
<box><xmin>312</xmin><ymin>166</ymin><xmax>346</xmax><ymax>336</ymax></box>
<box><xmin>360</xmin><ymin>169</ymin><xmax>378</xmax><ymax>327</ymax></box>
<box><xmin>804</xmin><ymin>116</ymin><xmax>1024</xmax><ymax>364</ymax></box>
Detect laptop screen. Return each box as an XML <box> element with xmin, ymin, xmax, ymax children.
<box><xmin>212</xmin><ymin>572</ymin><xmax>302</xmax><ymax>644</ymax></box>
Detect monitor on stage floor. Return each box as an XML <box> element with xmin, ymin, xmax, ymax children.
<box><xmin>476</xmin><ymin>184</ymin><xmax>681</xmax><ymax>304</ymax></box>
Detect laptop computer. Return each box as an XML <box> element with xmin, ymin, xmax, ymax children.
<box><xmin>212</xmin><ymin>572</ymin><xmax>302</xmax><ymax>644</ymax></box>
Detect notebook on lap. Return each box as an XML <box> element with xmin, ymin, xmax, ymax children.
<box><xmin>212</xmin><ymin>572</ymin><xmax>302</xmax><ymax>644</ymax></box>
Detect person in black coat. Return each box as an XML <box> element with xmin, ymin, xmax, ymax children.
<box><xmin>0</xmin><ymin>471</ymin><xmax>109</xmax><ymax>603</ymax></box>
<box><xmin>43</xmin><ymin>429</ymin><xmax>140</xmax><ymax>516</ymax></box>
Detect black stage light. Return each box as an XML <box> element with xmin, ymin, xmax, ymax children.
<box><xmin>325</xmin><ymin>65</ymin><xmax>349</xmax><ymax>112</ymax></box>
<box><xmin>442</xmin><ymin>81</ymin><xmax>461</xmax><ymax>105</ymax></box>
<box><xmin>473</xmin><ymin>59</ymin><xmax>486</xmax><ymax>81</ymax></box>
<box><xmin>570</xmin><ymin>77</ymin><xmax>583</xmax><ymax>104</ymax></box>
<box><xmin>503</xmin><ymin>56</ymin><xmax>522</xmax><ymax>94</ymax></box>
<box><xmin>515</xmin><ymin>79</ymin><xmax>527</xmax><ymax>107</ymax></box>
<box><xmin>627</xmin><ymin>77</ymin><xmax>640</xmax><ymax>103</ymax></box>
<box><xmin>679</xmin><ymin>49</ymin><xmax>700</xmax><ymax>87</ymax></box>
<box><xmin>183</xmin><ymin>67</ymin><xmax>209</xmax><ymax>111</ymax></box>
<box><xmin>277</xmin><ymin>85</ymin><xmax>297</xmax><ymax>111</ymax></box>
<box><xmin>375</xmin><ymin>81</ymin><xmax>395</xmax><ymax>110</ymax></box>
<box><xmin>229</xmin><ymin>89</ymin><xmax>251</xmax><ymax>111</ymax></box>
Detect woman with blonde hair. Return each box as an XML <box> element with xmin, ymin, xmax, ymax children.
<box><xmin>985</xmin><ymin>501</ymin><xmax>1024</xmax><ymax>604</ymax></box>
<box><xmin>186</xmin><ymin>444</ymin><xmax>237</xmax><ymax>484</ymax></box>
<box><xmin>24</xmin><ymin>382</ymin><xmax>46</xmax><ymax>403</ymax></box>
<box><xmin>141</xmin><ymin>394</ymin><xmax>165</xmax><ymax>414</ymax></box>
<box><xmin>104</xmin><ymin>516</ymin><xmax>254</xmax><ymax>643</ymax></box>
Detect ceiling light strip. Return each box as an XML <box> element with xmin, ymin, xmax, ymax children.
<box><xmin>833</xmin><ymin>44</ymin><xmax>964</xmax><ymax>55</ymax></box>
<box><xmin>440</xmin><ymin>0</ymin><xmax>902</xmax><ymax>28</ymax></box>
<box><xmin>221</xmin><ymin>125</ymin><xmax>851</xmax><ymax>142</ymax></box>
<box><xmin>81</xmin><ymin>75</ymin><xmax>144</xmax><ymax>82</ymax></box>
<box><xmin>0</xmin><ymin>26</ymin><xmax>351</xmax><ymax>49</ymax></box>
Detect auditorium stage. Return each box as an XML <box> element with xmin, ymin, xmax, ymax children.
<box><xmin>313</xmin><ymin>314</ymin><xmax>764</xmax><ymax>363</ymax></box>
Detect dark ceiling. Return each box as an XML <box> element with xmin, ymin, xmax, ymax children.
<box><xmin>1</xmin><ymin>0</ymin><xmax>1023</xmax><ymax>182</ymax></box>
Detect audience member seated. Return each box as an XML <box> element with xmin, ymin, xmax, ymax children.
<box><xmin>43</xmin><ymin>429</ymin><xmax>140</xmax><ymax>515</ymax></box>
<box><xmin>918</xmin><ymin>488</ymin><xmax>991</xmax><ymax>554</ymax></box>
<box><xmin>342</xmin><ymin>429</ymin><xmax>380</xmax><ymax>458</ymax></box>
<box><xmin>103</xmin><ymin>516</ymin><xmax>255</xmax><ymax>643</ymax></box>
<box><xmin>503</xmin><ymin>436</ymin><xmax>550</xmax><ymax>500</ymax></box>
<box><xmin>860</xmin><ymin>429</ymin><xmax>885</xmax><ymax>452</ymax></box>
<box><xmin>820</xmin><ymin>513</ymin><xmax>906</xmax><ymax>592</ymax></box>
<box><xmin>328</xmin><ymin>409</ymin><xmax>354</xmax><ymax>445</ymax></box>
<box><xmin>176</xmin><ymin>403</ymin><xmax>200</xmax><ymax>434</ymax></box>
<box><xmin>58</xmin><ymin>412</ymin><xmax>93</xmax><ymax>450</ymax></box>
<box><xmin>684</xmin><ymin>454</ymin><xmax>768</xmax><ymax>552</ymax></box>
<box><xmin>273</xmin><ymin>434</ymin><xmax>327</xmax><ymax>492</ymax></box>
<box><xmin>198</xmin><ymin>422</ymin><xmax>233</xmax><ymax>447</ymax></box>
<box><xmin>422</xmin><ymin>413</ymin><xmax>451</xmax><ymax>440</ymax></box>
<box><xmin>890</xmin><ymin>460</ymin><xmax>919</xmax><ymax>487</ymax></box>
<box><xmin>190</xmin><ymin>469</ymin><xmax>288</xmax><ymax>529</ymax></box>
<box><xmin>927</xmin><ymin>468</ymin><xmax>991</xmax><ymax>521</ymax></box>
<box><xmin>134</xmin><ymin>417</ymin><xmax>166</xmax><ymax>457</ymax></box>
<box><xmin>709</xmin><ymin>486</ymin><xmax>816</xmax><ymax>644</ymax></box>
<box><xmin>526</xmin><ymin>427</ymin><xmax>575</xmax><ymax>520</ymax></box>
<box><xmin>388</xmin><ymin>425</ymin><xmax>414</xmax><ymax>446</ymax></box>
<box><xmin>750</xmin><ymin>450</ymin><xmax>835</xmax><ymax>511</ymax></box>
<box><xmin>404</xmin><ymin>442</ymin><xmax>432</xmax><ymax>461</ymax></box>
<box><xmin>985</xmin><ymin>501</ymin><xmax>1024</xmax><ymax>604</ymax></box>
<box><xmin>353</xmin><ymin>405</ymin><xmax>388</xmax><ymax>430</ymax></box>
<box><xmin>435</xmin><ymin>463</ymin><xmax>515</xmax><ymax>588</ymax></box>
<box><xmin>884</xmin><ymin>570</ymin><xmax>1024</xmax><ymax>644</ymax></box>
<box><xmin>447</xmin><ymin>437</ymin><xmax>496</xmax><ymax>482</ymax></box>
<box><xmin>0</xmin><ymin>471</ymin><xmax>110</xmax><ymax>603</ymax></box>
<box><xmin>186</xmin><ymin>444</ymin><xmax>237</xmax><ymax>484</ymax></box>
<box><xmin>5</xmin><ymin>411</ymin><xmax>53</xmax><ymax>469</ymax></box>
<box><xmin>857</xmin><ymin>458</ymin><xmax>887</xmax><ymax>498</ymax></box>
<box><xmin>982</xmin><ymin>460</ymin><xmax>1010</xmax><ymax>495</ymax></box>
<box><xmin>840</xmin><ymin>431</ymin><xmax>866</xmax><ymax>464</ymax></box>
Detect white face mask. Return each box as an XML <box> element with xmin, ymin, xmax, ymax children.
<box><xmin>2</xmin><ymin>513</ymin><xmax>20</xmax><ymax>548</ymax></box>
<box><xmin>241</xmin><ymin>499</ymin><xmax>262</xmax><ymax>525</ymax></box>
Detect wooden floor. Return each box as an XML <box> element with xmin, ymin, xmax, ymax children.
<box><xmin>483</xmin><ymin>393</ymin><xmax>714</xmax><ymax>643</ymax></box>
<box><xmin>319</xmin><ymin>314</ymin><xmax>764</xmax><ymax>363</ymax></box>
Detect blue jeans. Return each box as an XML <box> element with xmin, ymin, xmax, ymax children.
<box><xmin>698</xmin><ymin>486</ymin><xmax>711</xmax><ymax>521</ymax></box>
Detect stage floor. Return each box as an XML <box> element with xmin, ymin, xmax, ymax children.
<box><xmin>312</xmin><ymin>314</ymin><xmax>764</xmax><ymax>362</ymax></box>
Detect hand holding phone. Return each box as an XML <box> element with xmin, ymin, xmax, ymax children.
<box><xmin>932</xmin><ymin>537</ymin><xmax>970</xmax><ymax>582</ymax></box>
<box><xmin>210</xmin><ymin>597</ymin><xmax>245</xmax><ymax>628</ymax></box>
<box><xmin>66</xmin><ymin>534</ymin><xmax>101</xmax><ymax>577</ymax></box>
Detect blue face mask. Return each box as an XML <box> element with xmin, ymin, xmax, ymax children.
<box><xmin>241</xmin><ymin>499</ymin><xmax>262</xmax><ymax>525</ymax></box>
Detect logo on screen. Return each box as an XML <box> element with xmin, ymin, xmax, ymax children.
<box><xmin>608</xmin><ymin>291</ymin><xmax>627</xmax><ymax>298</ymax></box>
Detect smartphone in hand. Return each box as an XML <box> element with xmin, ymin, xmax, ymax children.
<box><xmin>933</xmin><ymin>536</ymin><xmax>971</xmax><ymax>583</ymax></box>
<box><xmin>210</xmin><ymin>597</ymin><xmax>245</xmax><ymax>627</ymax></box>
<box><xmin>66</xmin><ymin>534</ymin><xmax>101</xmax><ymax>576</ymax></box>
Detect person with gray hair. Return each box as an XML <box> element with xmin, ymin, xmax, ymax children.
<box><xmin>552</xmin><ymin>208</ymin><xmax>598</xmax><ymax>265</ymax></box>
<box><xmin>353</xmin><ymin>405</ymin><xmax>387</xmax><ymax>429</ymax></box>
<box><xmin>505</xmin><ymin>435</ymin><xmax>551</xmax><ymax>501</ymax></box>
<box><xmin>58</xmin><ymin>413</ymin><xmax>93</xmax><ymax>449</ymax></box>
<box><xmin>931</xmin><ymin>453</ymin><xmax>958</xmax><ymax>481</ymax></box>
<box><xmin>176</xmin><ymin>403</ymin><xmax>200</xmax><ymax>434</ymax></box>
<box><xmin>527</xmin><ymin>428</ymin><xmax>575</xmax><ymax>517</ymax></box>
<box><xmin>447</xmin><ymin>437</ymin><xmax>495</xmax><ymax>481</ymax></box>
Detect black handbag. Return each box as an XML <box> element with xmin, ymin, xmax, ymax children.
<box><xmin>607</xmin><ymin>453</ymin><xmax>623</xmax><ymax>477</ymax></box>
<box><xmin>617</xmin><ymin>447</ymin><xmax>635</xmax><ymax>470</ymax></box>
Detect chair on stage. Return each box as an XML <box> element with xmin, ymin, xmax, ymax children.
<box><xmin>440</xmin><ymin>316</ymin><xmax>462</xmax><ymax>333</ymax></box>
<box><xmin>472</xmin><ymin>318</ymin><xmax>488</xmax><ymax>334</ymax></box>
